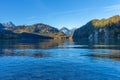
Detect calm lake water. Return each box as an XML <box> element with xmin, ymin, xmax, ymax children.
<box><xmin>0</xmin><ymin>39</ymin><xmax>120</xmax><ymax>80</ymax></box>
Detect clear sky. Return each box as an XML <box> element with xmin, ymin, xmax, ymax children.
<box><xmin>0</xmin><ymin>0</ymin><xmax>120</xmax><ymax>29</ymax></box>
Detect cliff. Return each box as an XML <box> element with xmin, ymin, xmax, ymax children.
<box><xmin>73</xmin><ymin>15</ymin><xmax>120</xmax><ymax>40</ymax></box>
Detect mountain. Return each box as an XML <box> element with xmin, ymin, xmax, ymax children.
<box><xmin>2</xmin><ymin>22</ymin><xmax>15</xmax><ymax>27</ymax></box>
<box><xmin>73</xmin><ymin>15</ymin><xmax>120</xmax><ymax>40</ymax></box>
<box><xmin>60</xmin><ymin>27</ymin><xmax>76</xmax><ymax>35</ymax></box>
<box><xmin>7</xmin><ymin>23</ymin><xmax>58</xmax><ymax>32</ymax></box>
<box><xmin>0</xmin><ymin>31</ymin><xmax>53</xmax><ymax>39</ymax></box>
<box><xmin>5</xmin><ymin>23</ymin><xmax>65</xmax><ymax>38</ymax></box>
<box><xmin>0</xmin><ymin>23</ymin><xmax>57</xmax><ymax>39</ymax></box>
<box><xmin>0</xmin><ymin>23</ymin><xmax>5</xmax><ymax>29</ymax></box>
<box><xmin>6</xmin><ymin>23</ymin><xmax>59</xmax><ymax>33</ymax></box>
<box><xmin>18</xmin><ymin>32</ymin><xmax>52</xmax><ymax>39</ymax></box>
<box><xmin>0</xmin><ymin>21</ymin><xmax>73</xmax><ymax>39</ymax></box>
<box><xmin>60</xmin><ymin>27</ymin><xmax>70</xmax><ymax>35</ymax></box>
<box><xmin>70</xmin><ymin>27</ymin><xmax>77</xmax><ymax>34</ymax></box>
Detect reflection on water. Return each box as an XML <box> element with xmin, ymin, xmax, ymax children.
<box><xmin>73</xmin><ymin>39</ymin><xmax>120</xmax><ymax>50</ymax></box>
<box><xmin>0</xmin><ymin>49</ymin><xmax>51</xmax><ymax>58</ymax></box>
<box><xmin>0</xmin><ymin>39</ymin><xmax>66</xmax><ymax>49</ymax></box>
<box><xmin>0</xmin><ymin>39</ymin><xmax>66</xmax><ymax>57</ymax></box>
<box><xmin>0</xmin><ymin>39</ymin><xmax>120</xmax><ymax>80</ymax></box>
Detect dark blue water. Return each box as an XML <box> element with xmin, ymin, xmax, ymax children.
<box><xmin>0</xmin><ymin>39</ymin><xmax>120</xmax><ymax>80</ymax></box>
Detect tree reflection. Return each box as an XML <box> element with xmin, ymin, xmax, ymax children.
<box><xmin>0</xmin><ymin>39</ymin><xmax>66</xmax><ymax>57</ymax></box>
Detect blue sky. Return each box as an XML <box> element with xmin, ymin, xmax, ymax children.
<box><xmin>0</xmin><ymin>0</ymin><xmax>120</xmax><ymax>29</ymax></box>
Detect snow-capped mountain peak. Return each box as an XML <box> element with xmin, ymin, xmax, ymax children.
<box><xmin>2</xmin><ymin>21</ymin><xmax>15</xmax><ymax>27</ymax></box>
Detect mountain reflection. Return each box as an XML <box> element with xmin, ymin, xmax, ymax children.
<box><xmin>0</xmin><ymin>39</ymin><xmax>66</xmax><ymax>57</ymax></box>
<box><xmin>0</xmin><ymin>39</ymin><xmax>65</xmax><ymax>49</ymax></box>
<box><xmin>73</xmin><ymin>39</ymin><xmax>120</xmax><ymax>50</ymax></box>
<box><xmin>0</xmin><ymin>49</ymin><xmax>50</xmax><ymax>58</ymax></box>
<box><xmin>0</xmin><ymin>39</ymin><xmax>120</xmax><ymax>60</ymax></box>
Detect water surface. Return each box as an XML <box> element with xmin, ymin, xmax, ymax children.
<box><xmin>0</xmin><ymin>39</ymin><xmax>120</xmax><ymax>80</ymax></box>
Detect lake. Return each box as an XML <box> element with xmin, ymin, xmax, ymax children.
<box><xmin>0</xmin><ymin>39</ymin><xmax>120</xmax><ymax>80</ymax></box>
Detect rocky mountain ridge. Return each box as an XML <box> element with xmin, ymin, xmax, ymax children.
<box><xmin>73</xmin><ymin>15</ymin><xmax>120</xmax><ymax>40</ymax></box>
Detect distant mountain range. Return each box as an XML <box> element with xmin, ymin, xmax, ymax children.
<box><xmin>6</xmin><ymin>23</ymin><xmax>60</xmax><ymax>35</ymax></box>
<box><xmin>0</xmin><ymin>15</ymin><xmax>120</xmax><ymax>40</ymax></box>
<box><xmin>73</xmin><ymin>15</ymin><xmax>120</xmax><ymax>40</ymax></box>
<box><xmin>60</xmin><ymin>27</ymin><xmax>76</xmax><ymax>35</ymax></box>
<box><xmin>2</xmin><ymin>21</ymin><xmax>15</xmax><ymax>27</ymax></box>
<box><xmin>0</xmin><ymin>22</ymin><xmax>65</xmax><ymax>39</ymax></box>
